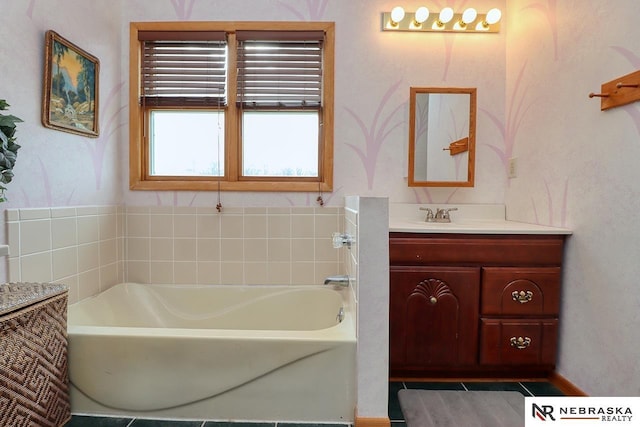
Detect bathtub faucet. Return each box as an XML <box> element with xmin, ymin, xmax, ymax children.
<box><xmin>324</xmin><ymin>275</ymin><xmax>350</xmax><ymax>287</ymax></box>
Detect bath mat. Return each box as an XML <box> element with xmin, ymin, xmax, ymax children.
<box><xmin>398</xmin><ymin>389</ymin><xmax>524</xmax><ymax>427</ymax></box>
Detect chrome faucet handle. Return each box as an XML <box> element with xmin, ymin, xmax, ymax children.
<box><xmin>419</xmin><ymin>207</ymin><xmax>435</xmax><ymax>222</ymax></box>
<box><xmin>442</xmin><ymin>207</ymin><xmax>458</xmax><ymax>219</ymax></box>
<box><xmin>434</xmin><ymin>207</ymin><xmax>458</xmax><ymax>223</ymax></box>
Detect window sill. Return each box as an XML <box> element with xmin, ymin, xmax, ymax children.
<box><xmin>129</xmin><ymin>179</ymin><xmax>333</xmax><ymax>193</ymax></box>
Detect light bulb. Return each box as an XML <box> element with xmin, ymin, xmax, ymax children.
<box><xmin>438</xmin><ymin>7</ymin><xmax>454</xmax><ymax>24</ymax></box>
<box><xmin>461</xmin><ymin>8</ymin><xmax>477</xmax><ymax>24</ymax></box>
<box><xmin>414</xmin><ymin>6</ymin><xmax>430</xmax><ymax>24</ymax></box>
<box><xmin>485</xmin><ymin>8</ymin><xmax>502</xmax><ymax>25</ymax></box>
<box><xmin>390</xmin><ymin>6</ymin><xmax>405</xmax><ymax>26</ymax></box>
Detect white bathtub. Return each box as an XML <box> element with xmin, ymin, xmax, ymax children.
<box><xmin>67</xmin><ymin>283</ymin><xmax>356</xmax><ymax>422</ymax></box>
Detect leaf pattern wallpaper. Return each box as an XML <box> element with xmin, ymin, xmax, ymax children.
<box><xmin>2</xmin><ymin>0</ymin><xmax>640</xmax><ymax>397</ymax></box>
<box><xmin>505</xmin><ymin>0</ymin><xmax>640</xmax><ymax>398</ymax></box>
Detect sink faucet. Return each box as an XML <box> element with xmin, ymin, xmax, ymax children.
<box><xmin>434</xmin><ymin>207</ymin><xmax>458</xmax><ymax>223</ymax></box>
<box><xmin>324</xmin><ymin>275</ymin><xmax>350</xmax><ymax>287</ymax></box>
<box><xmin>419</xmin><ymin>207</ymin><xmax>435</xmax><ymax>222</ymax></box>
<box><xmin>419</xmin><ymin>206</ymin><xmax>458</xmax><ymax>223</ymax></box>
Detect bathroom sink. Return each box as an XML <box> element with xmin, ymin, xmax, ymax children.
<box><xmin>397</xmin><ymin>219</ymin><xmax>496</xmax><ymax>231</ymax></box>
<box><xmin>389</xmin><ymin>218</ymin><xmax>572</xmax><ymax>235</ymax></box>
<box><xmin>407</xmin><ymin>219</ymin><xmax>484</xmax><ymax>228</ymax></box>
<box><xmin>388</xmin><ymin>203</ymin><xmax>572</xmax><ymax>235</ymax></box>
<box><xmin>406</xmin><ymin>220</ymin><xmax>500</xmax><ymax>232</ymax></box>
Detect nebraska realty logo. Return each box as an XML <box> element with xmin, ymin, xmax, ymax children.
<box><xmin>525</xmin><ymin>397</ymin><xmax>639</xmax><ymax>425</ymax></box>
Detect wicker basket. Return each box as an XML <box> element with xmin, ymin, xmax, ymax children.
<box><xmin>0</xmin><ymin>283</ymin><xmax>71</xmax><ymax>427</ymax></box>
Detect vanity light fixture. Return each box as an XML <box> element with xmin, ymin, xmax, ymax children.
<box><xmin>413</xmin><ymin>6</ymin><xmax>430</xmax><ymax>27</ymax></box>
<box><xmin>390</xmin><ymin>6</ymin><xmax>406</xmax><ymax>27</ymax></box>
<box><xmin>436</xmin><ymin>7</ymin><xmax>454</xmax><ymax>28</ymax></box>
<box><xmin>477</xmin><ymin>8</ymin><xmax>502</xmax><ymax>30</ymax></box>
<box><xmin>382</xmin><ymin>6</ymin><xmax>501</xmax><ymax>33</ymax></box>
<box><xmin>456</xmin><ymin>8</ymin><xmax>478</xmax><ymax>30</ymax></box>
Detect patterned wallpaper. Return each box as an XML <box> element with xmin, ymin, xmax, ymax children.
<box><xmin>505</xmin><ymin>1</ymin><xmax>640</xmax><ymax>397</ymax></box>
<box><xmin>0</xmin><ymin>0</ymin><xmax>508</xmax><ymax>212</ymax></box>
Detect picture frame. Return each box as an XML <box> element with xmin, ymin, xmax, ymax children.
<box><xmin>42</xmin><ymin>30</ymin><xmax>99</xmax><ymax>137</ymax></box>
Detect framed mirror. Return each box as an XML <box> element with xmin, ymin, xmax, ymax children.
<box><xmin>408</xmin><ymin>87</ymin><xmax>476</xmax><ymax>187</ymax></box>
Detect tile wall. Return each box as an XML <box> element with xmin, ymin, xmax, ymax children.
<box><xmin>6</xmin><ymin>206</ymin><xmax>125</xmax><ymax>304</ymax></box>
<box><xmin>5</xmin><ymin>205</ymin><xmax>344</xmax><ymax>303</ymax></box>
<box><xmin>124</xmin><ymin>206</ymin><xmax>344</xmax><ymax>286</ymax></box>
<box><xmin>344</xmin><ymin>204</ymin><xmax>358</xmax><ymax>299</ymax></box>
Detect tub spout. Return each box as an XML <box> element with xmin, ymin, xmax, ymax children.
<box><xmin>324</xmin><ymin>275</ymin><xmax>350</xmax><ymax>287</ymax></box>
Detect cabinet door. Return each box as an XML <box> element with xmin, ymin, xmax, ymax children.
<box><xmin>390</xmin><ymin>266</ymin><xmax>480</xmax><ymax>370</ymax></box>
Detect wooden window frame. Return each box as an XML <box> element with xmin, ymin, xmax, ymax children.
<box><xmin>129</xmin><ymin>21</ymin><xmax>334</xmax><ymax>192</ymax></box>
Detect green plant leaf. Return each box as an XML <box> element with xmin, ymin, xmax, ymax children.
<box><xmin>0</xmin><ymin>115</ymin><xmax>22</xmax><ymax>127</ymax></box>
<box><xmin>8</xmin><ymin>142</ymin><xmax>20</xmax><ymax>153</ymax></box>
<box><xmin>4</xmin><ymin>150</ymin><xmax>15</xmax><ymax>162</ymax></box>
<box><xmin>0</xmin><ymin>99</ymin><xmax>21</xmax><ymax>202</ymax></box>
<box><xmin>1</xmin><ymin>169</ymin><xmax>14</xmax><ymax>184</ymax></box>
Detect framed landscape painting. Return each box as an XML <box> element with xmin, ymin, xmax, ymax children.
<box><xmin>42</xmin><ymin>30</ymin><xmax>99</xmax><ymax>137</ymax></box>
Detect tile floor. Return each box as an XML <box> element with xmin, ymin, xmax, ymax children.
<box><xmin>64</xmin><ymin>418</ymin><xmax>349</xmax><ymax>427</ymax></box>
<box><xmin>63</xmin><ymin>381</ymin><xmax>564</xmax><ymax>427</ymax></box>
<box><xmin>388</xmin><ymin>380</ymin><xmax>566</xmax><ymax>426</ymax></box>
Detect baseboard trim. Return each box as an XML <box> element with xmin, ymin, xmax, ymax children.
<box><xmin>549</xmin><ymin>372</ymin><xmax>588</xmax><ymax>396</ymax></box>
<box><xmin>354</xmin><ymin>417</ymin><xmax>391</xmax><ymax>427</ymax></box>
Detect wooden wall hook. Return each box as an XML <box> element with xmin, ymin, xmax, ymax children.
<box><xmin>442</xmin><ymin>137</ymin><xmax>469</xmax><ymax>156</ymax></box>
<box><xmin>594</xmin><ymin>69</ymin><xmax>640</xmax><ymax>111</ymax></box>
<box><xmin>616</xmin><ymin>82</ymin><xmax>639</xmax><ymax>89</ymax></box>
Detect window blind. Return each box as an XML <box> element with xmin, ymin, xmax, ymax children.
<box><xmin>236</xmin><ymin>31</ymin><xmax>324</xmax><ymax>109</ymax></box>
<box><xmin>139</xmin><ymin>31</ymin><xmax>227</xmax><ymax>107</ymax></box>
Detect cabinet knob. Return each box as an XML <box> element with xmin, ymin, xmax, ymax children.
<box><xmin>429</xmin><ymin>296</ymin><xmax>437</xmax><ymax>305</ymax></box>
<box><xmin>510</xmin><ymin>336</ymin><xmax>532</xmax><ymax>349</ymax></box>
<box><xmin>512</xmin><ymin>290</ymin><xmax>533</xmax><ymax>304</ymax></box>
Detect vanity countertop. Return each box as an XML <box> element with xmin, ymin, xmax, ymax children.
<box><xmin>389</xmin><ymin>203</ymin><xmax>572</xmax><ymax>235</ymax></box>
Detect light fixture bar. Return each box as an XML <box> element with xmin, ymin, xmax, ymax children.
<box><xmin>381</xmin><ymin>10</ymin><xmax>501</xmax><ymax>33</ymax></box>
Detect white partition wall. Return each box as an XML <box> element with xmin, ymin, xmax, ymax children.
<box><xmin>345</xmin><ymin>196</ymin><xmax>390</xmax><ymax>421</ymax></box>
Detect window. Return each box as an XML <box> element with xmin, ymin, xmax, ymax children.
<box><xmin>129</xmin><ymin>22</ymin><xmax>334</xmax><ymax>192</ymax></box>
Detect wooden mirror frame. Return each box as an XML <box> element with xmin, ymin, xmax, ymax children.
<box><xmin>408</xmin><ymin>87</ymin><xmax>476</xmax><ymax>187</ymax></box>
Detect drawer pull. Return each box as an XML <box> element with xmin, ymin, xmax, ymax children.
<box><xmin>510</xmin><ymin>336</ymin><xmax>531</xmax><ymax>349</ymax></box>
<box><xmin>429</xmin><ymin>296</ymin><xmax>438</xmax><ymax>305</ymax></box>
<box><xmin>512</xmin><ymin>290</ymin><xmax>533</xmax><ymax>304</ymax></box>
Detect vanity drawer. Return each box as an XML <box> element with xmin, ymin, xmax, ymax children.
<box><xmin>481</xmin><ymin>267</ymin><xmax>561</xmax><ymax>316</ymax></box>
<box><xmin>389</xmin><ymin>233</ymin><xmax>565</xmax><ymax>266</ymax></box>
<box><xmin>479</xmin><ymin>319</ymin><xmax>558</xmax><ymax>366</ymax></box>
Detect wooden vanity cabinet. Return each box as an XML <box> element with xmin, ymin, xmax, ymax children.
<box><xmin>389</xmin><ymin>232</ymin><xmax>565</xmax><ymax>378</ymax></box>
